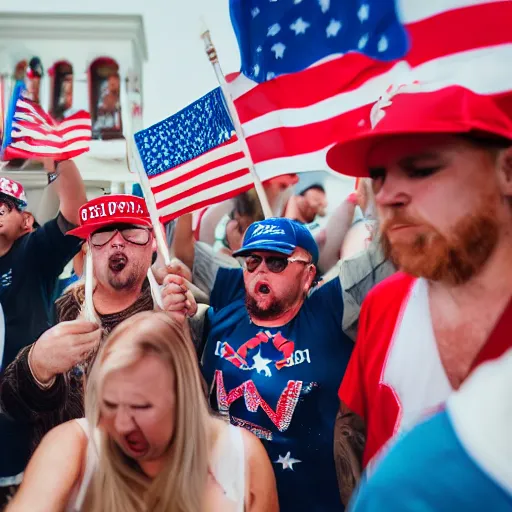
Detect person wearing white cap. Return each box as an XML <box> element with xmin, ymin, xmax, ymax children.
<box><xmin>0</xmin><ymin>160</ymin><xmax>87</xmax><ymax>506</ymax></box>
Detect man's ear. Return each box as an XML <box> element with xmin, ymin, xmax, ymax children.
<box><xmin>22</xmin><ymin>212</ymin><xmax>34</xmax><ymax>231</ymax></box>
<box><xmin>303</xmin><ymin>264</ymin><xmax>316</xmax><ymax>293</ymax></box>
<box><xmin>497</xmin><ymin>146</ymin><xmax>512</xmax><ymax>197</ymax></box>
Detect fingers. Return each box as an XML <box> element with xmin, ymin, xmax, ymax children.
<box><xmin>59</xmin><ymin>319</ymin><xmax>100</xmax><ymax>334</ymax></box>
<box><xmin>163</xmin><ymin>273</ymin><xmax>185</xmax><ymax>287</ymax></box>
<box><xmin>73</xmin><ymin>328</ymin><xmax>102</xmax><ymax>347</ymax></box>
<box><xmin>184</xmin><ymin>289</ymin><xmax>198</xmax><ymax>317</ymax></box>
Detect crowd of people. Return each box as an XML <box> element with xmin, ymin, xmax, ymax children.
<box><xmin>0</xmin><ymin>82</ymin><xmax>511</xmax><ymax>512</ymax></box>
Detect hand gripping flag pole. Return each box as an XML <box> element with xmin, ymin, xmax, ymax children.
<box><xmin>200</xmin><ymin>26</ymin><xmax>273</xmax><ymax>220</ymax></box>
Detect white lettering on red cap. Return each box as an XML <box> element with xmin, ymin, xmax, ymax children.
<box><xmin>81</xmin><ymin>200</ymin><xmax>146</xmax><ymax>223</ymax></box>
<box><xmin>370</xmin><ymin>81</ymin><xmax>422</xmax><ymax>129</ymax></box>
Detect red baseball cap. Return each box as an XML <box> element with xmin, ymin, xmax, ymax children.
<box><xmin>68</xmin><ymin>194</ymin><xmax>152</xmax><ymax>239</ymax></box>
<box><xmin>327</xmin><ymin>84</ymin><xmax>512</xmax><ymax>178</ymax></box>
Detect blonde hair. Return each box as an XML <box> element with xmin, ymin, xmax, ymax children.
<box><xmin>82</xmin><ymin>311</ymin><xmax>212</xmax><ymax>512</ymax></box>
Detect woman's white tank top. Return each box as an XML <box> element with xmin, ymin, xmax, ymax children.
<box><xmin>67</xmin><ymin>418</ymin><xmax>245</xmax><ymax>511</ymax></box>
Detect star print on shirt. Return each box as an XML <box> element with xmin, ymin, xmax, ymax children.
<box><xmin>275</xmin><ymin>452</ymin><xmax>302</xmax><ymax>471</ymax></box>
<box><xmin>251</xmin><ymin>349</ymin><xmax>273</xmax><ymax>377</ymax></box>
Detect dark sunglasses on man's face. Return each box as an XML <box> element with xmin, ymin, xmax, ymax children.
<box><xmin>90</xmin><ymin>226</ymin><xmax>152</xmax><ymax>247</ymax></box>
<box><xmin>243</xmin><ymin>254</ymin><xmax>311</xmax><ymax>274</ymax></box>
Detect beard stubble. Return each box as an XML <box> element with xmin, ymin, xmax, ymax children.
<box><xmin>381</xmin><ymin>196</ymin><xmax>500</xmax><ymax>285</ymax></box>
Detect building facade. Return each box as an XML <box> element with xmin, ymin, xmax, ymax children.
<box><xmin>0</xmin><ymin>12</ymin><xmax>147</xmax><ymax>218</ymax></box>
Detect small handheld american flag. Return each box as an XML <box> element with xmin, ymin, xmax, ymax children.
<box><xmin>1</xmin><ymin>85</ymin><xmax>92</xmax><ymax>161</ymax></box>
<box><xmin>134</xmin><ymin>87</ymin><xmax>254</xmax><ymax>224</ymax></box>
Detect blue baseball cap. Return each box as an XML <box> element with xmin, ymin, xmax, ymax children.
<box><xmin>233</xmin><ymin>218</ymin><xmax>319</xmax><ymax>264</ymax></box>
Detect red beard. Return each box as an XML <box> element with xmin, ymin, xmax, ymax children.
<box><xmin>380</xmin><ymin>199</ymin><xmax>500</xmax><ymax>285</ymax></box>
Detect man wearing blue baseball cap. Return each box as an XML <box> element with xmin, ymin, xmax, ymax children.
<box><xmin>170</xmin><ymin>214</ymin><xmax>369</xmax><ymax>512</ymax></box>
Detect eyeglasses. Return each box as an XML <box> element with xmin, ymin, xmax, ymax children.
<box><xmin>90</xmin><ymin>227</ymin><xmax>152</xmax><ymax>247</ymax></box>
<box><xmin>242</xmin><ymin>254</ymin><xmax>311</xmax><ymax>274</ymax></box>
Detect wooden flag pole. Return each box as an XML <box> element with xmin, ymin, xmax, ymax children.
<box><xmin>200</xmin><ymin>27</ymin><xmax>273</xmax><ymax>220</ymax></box>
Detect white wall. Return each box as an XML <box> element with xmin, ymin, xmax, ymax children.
<box><xmin>0</xmin><ymin>0</ymin><xmax>239</xmax><ymax>126</ymax></box>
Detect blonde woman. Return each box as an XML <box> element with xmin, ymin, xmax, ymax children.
<box><xmin>7</xmin><ymin>312</ymin><xmax>278</xmax><ymax>512</ymax></box>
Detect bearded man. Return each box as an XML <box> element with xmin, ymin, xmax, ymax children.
<box><xmin>169</xmin><ymin>214</ymin><xmax>394</xmax><ymax>511</ymax></box>
<box><xmin>326</xmin><ymin>85</ymin><xmax>512</xmax><ymax>504</ymax></box>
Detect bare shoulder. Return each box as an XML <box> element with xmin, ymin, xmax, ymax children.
<box><xmin>239</xmin><ymin>428</ymin><xmax>279</xmax><ymax>512</ymax></box>
<box><xmin>240</xmin><ymin>427</ymin><xmax>267</xmax><ymax>460</ymax></box>
<box><xmin>7</xmin><ymin>420</ymin><xmax>88</xmax><ymax>511</ymax></box>
<box><xmin>42</xmin><ymin>419</ymin><xmax>88</xmax><ymax>449</ymax></box>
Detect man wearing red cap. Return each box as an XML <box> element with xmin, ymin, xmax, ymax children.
<box><xmin>0</xmin><ymin>194</ymin><xmax>195</xmax><ymax>503</ymax></box>
<box><xmin>0</xmin><ymin>159</ymin><xmax>87</xmax><ymax>504</ymax></box>
<box><xmin>326</xmin><ymin>84</ymin><xmax>512</xmax><ymax>504</ymax></box>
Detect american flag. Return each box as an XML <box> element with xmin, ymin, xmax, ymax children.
<box><xmin>1</xmin><ymin>85</ymin><xmax>92</xmax><ymax>161</ymax></box>
<box><xmin>227</xmin><ymin>0</ymin><xmax>512</xmax><ymax>180</ymax></box>
<box><xmin>134</xmin><ymin>87</ymin><xmax>253</xmax><ymax>223</ymax></box>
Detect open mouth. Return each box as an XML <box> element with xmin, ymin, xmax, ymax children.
<box><xmin>123</xmin><ymin>431</ymin><xmax>149</xmax><ymax>456</ymax></box>
<box><xmin>257</xmin><ymin>282</ymin><xmax>271</xmax><ymax>295</ymax></box>
<box><xmin>108</xmin><ymin>253</ymin><xmax>128</xmax><ymax>272</ymax></box>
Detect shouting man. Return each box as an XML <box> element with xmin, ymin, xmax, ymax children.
<box><xmin>326</xmin><ymin>85</ymin><xmax>512</xmax><ymax>503</ymax></box>
<box><xmin>172</xmin><ymin>216</ymin><xmax>393</xmax><ymax>511</ymax></box>
<box><xmin>0</xmin><ymin>194</ymin><xmax>194</xmax><ymax>499</ymax></box>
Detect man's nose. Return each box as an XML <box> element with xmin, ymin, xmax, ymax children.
<box><xmin>114</xmin><ymin>406</ymin><xmax>136</xmax><ymax>434</ymax></box>
<box><xmin>374</xmin><ymin>171</ymin><xmax>411</xmax><ymax>209</ymax></box>
<box><xmin>110</xmin><ymin>231</ymin><xmax>125</xmax><ymax>247</ymax></box>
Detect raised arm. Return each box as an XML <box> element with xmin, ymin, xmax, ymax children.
<box><xmin>316</xmin><ymin>196</ymin><xmax>357</xmax><ymax>273</ymax></box>
<box><xmin>44</xmin><ymin>159</ymin><xmax>87</xmax><ymax>225</ymax></box>
<box><xmin>5</xmin><ymin>420</ymin><xmax>87</xmax><ymax>512</ymax></box>
<box><xmin>171</xmin><ymin>213</ymin><xmax>195</xmax><ymax>270</ymax></box>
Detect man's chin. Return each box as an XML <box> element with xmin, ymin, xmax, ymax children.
<box><xmin>245</xmin><ymin>295</ymin><xmax>284</xmax><ymax>320</ymax></box>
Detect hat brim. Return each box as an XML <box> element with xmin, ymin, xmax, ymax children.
<box><xmin>67</xmin><ymin>217</ymin><xmax>153</xmax><ymax>239</ymax></box>
<box><xmin>232</xmin><ymin>240</ymin><xmax>296</xmax><ymax>258</ymax></box>
<box><xmin>326</xmin><ymin>123</ymin><xmax>512</xmax><ymax>178</ymax></box>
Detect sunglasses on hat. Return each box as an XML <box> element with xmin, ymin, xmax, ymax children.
<box><xmin>90</xmin><ymin>226</ymin><xmax>152</xmax><ymax>247</ymax></box>
<box><xmin>242</xmin><ymin>254</ymin><xmax>311</xmax><ymax>274</ymax></box>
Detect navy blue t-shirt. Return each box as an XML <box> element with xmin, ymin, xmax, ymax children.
<box><xmin>202</xmin><ymin>268</ymin><xmax>353</xmax><ymax>511</ymax></box>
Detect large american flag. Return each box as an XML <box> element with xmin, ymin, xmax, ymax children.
<box><xmin>134</xmin><ymin>87</ymin><xmax>253</xmax><ymax>223</ymax></box>
<box><xmin>227</xmin><ymin>0</ymin><xmax>512</xmax><ymax>180</ymax></box>
<box><xmin>1</xmin><ymin>85</ymin><xmax>92</xmax><ymax>161</ymax></box>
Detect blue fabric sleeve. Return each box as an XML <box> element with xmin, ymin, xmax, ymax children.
<box><xmin>210</xmin><ymin>267</ymin><xmax>245</xmax><ymax>312</ymax></box>
<box><xmin>349</xmin><ymin>411</ymin><xmax>512</xmax><ymax>512</ymax></box>
<box><xmin>307</xmin><ymin>277</ymin><xmax>344</xmax><ymax>329</ymax></box>
<box><xmin>26</xmin><ymin>216</ymin><xmax>82</xmax><ymax>282</ymax></box>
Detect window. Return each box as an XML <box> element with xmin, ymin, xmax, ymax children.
<box><xmin>49</xmin><ymin>60</ymin><xmax>73</xmax><ymax>121</ymax></box>
<box><xmin>89</xmin><ymin>57</ymin><xmax>123</xmax><ymax>140</ymax></box>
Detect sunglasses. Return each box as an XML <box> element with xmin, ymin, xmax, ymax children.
<box><xmin>90</xmin><ymin>227</ymin><xmax>152</xmax><ymax>247</ymax></box>
<box><xmin>242</xmin><ymin>254</ymin><xmax>311</xmax><ymax>274</ymax></box>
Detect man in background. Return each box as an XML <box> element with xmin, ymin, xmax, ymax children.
<box><xmin>0</xmin><ymin>160</ymin><xmax>86</xmax><ymax>507</ymax></box>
